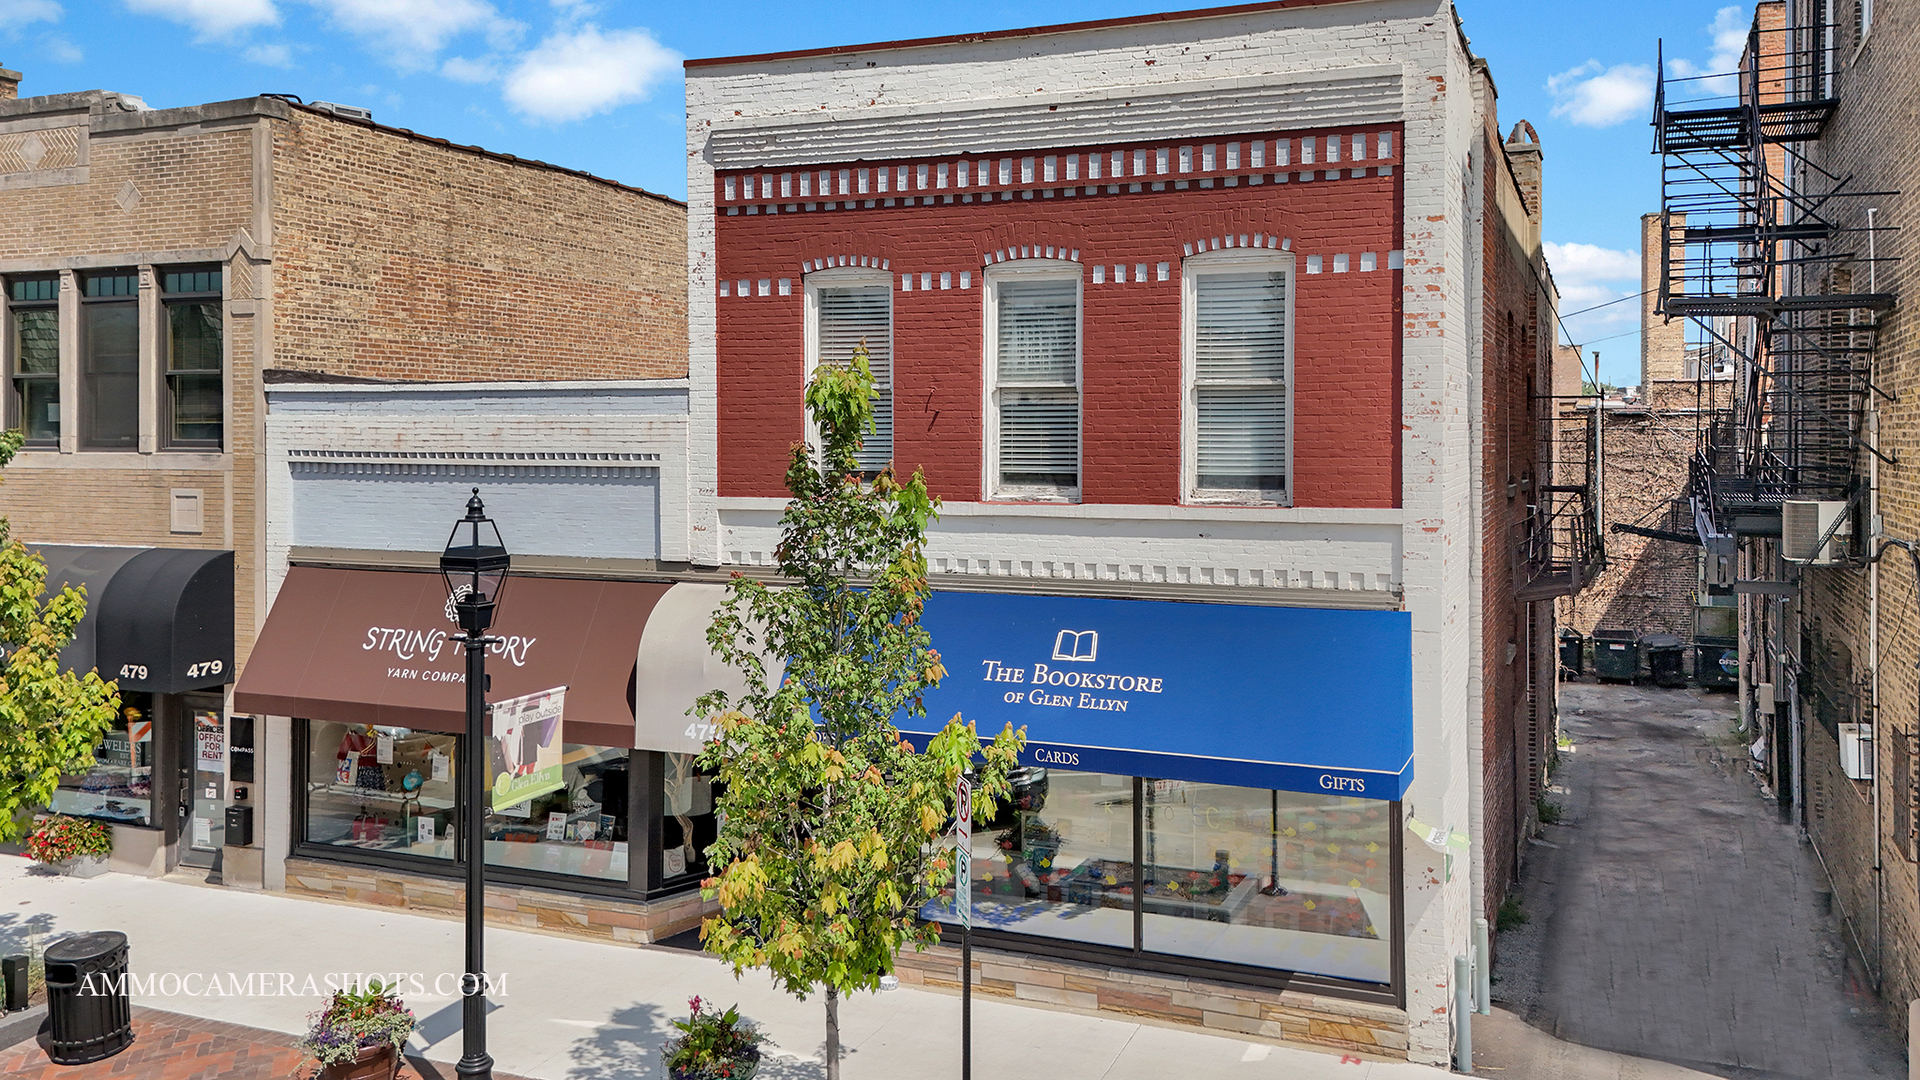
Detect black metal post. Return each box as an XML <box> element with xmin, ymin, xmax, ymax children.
<box><xmin>457</xmin><ymin>630</ymin><xmax>493</xmax><ymax>1080</ymax></box>
<box><xmin>961</xmin><ymin>920</ymin><xmax>971</xmax><ymax>1080</ymax></box>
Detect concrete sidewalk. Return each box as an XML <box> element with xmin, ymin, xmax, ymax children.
<box><xmin>1</xmin><ymin>853</ymin><xmax>1729</xmax><ymax>1080</ymax></box>
<box><xmin>1</xmin><ymin>856</ymin><xmax>1431</xmax><ymax>1080</ymax></box>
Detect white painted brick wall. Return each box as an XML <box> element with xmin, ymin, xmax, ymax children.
<box><xmin>688</xmin><ymin>2</ymin><xmax>1482</xmax><ymax>1063</ymax></box>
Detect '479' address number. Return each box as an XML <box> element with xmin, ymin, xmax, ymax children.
<box><xmin>186</xmin><ymin>661</ymin><xmax>225</xmax><ymax>678</ymax></box>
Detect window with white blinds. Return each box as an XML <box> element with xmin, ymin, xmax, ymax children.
<box><xmin>989</xmin><ymin>275</ymin><xmax>1080</xmax><ymax>498</ymax></box>
<box><xmin>1189</xmin><ymin>266</ymin><xmax>1289</xmax><ymax>500</ymax></box>
<box><xmin>812</xmin><ymin>282</ymin><xmax>893</xmax><ymax>472</ymax></box>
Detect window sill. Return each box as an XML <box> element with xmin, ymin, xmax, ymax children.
<box><xmin>6</xmin><ymin>449</ymin><xmax>233</xmax><ymax>470</ymax></box>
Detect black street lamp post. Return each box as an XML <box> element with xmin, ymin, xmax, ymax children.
<box><xmin>441</xmin><ymin>489</ymin><xmax>510</xmax><ymax>1080</ymax></box>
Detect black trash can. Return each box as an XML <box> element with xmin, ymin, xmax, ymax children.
<box><xmin>1642</xmin><ymin>633</ymin><xmax>1687</xmax><ymax>688</ymax></box>
<box><xmin>1592</xmin><ymin>629</ymin><xmax>1638</xmax><ymax>682</ymax></box>
<box><xmin>42</xmin><ymin>931</ymin><xmax>134</xmax><ymax>1064</ymax></box>
<box><xmin>1695</xmin><ymin>636</ymin><xmax>1738</xmax><ymax>688</ymax></box>
<box><xmin>1558</xmin><ymin>629</ymin><xmax>1585</xmax><ymax>677</ymax></box>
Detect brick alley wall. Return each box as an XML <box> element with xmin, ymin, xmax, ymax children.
<box><xmin>1476</xmin><ymin>97</ymin><xmax>1554</xmax><ymax>928</ymax></box>
<box><xmin>1560</xmin><ymin>384</ymin><xmax>1699</xmax><ymax>650</ymax></box>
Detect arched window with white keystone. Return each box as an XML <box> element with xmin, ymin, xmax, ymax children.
<box><xmin>984</xmin><ymin>262</ymin><xmax>1081</xmax><ymax>502</ymax></box>
<box><xmin>804</xmin><ymin>267</ymin><xmax>893</xmax><ymax>473</ymax></box>
<box><xmin>1182</xmin><ymin>250</ymin><xmax>1292</xmax><ymax>504</ymax></box>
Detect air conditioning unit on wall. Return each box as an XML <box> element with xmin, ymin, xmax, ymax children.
<box><xmin>1782</xmin><ymin>500</ymin><xmax>1852</xmax><ymax>565</ymax></box>
<box><xmin>1840</xmin><ymin>724</ymin><xmax>1874</xmax><ymax>781</ymax></box>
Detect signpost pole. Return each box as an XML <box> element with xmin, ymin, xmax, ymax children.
<box><xmin>955</xmin><ymin>775</ymin><xmax>972</xmax><ymax>1080</ymax></box>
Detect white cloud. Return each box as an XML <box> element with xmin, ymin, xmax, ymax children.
<box><xmin>502</xmin><ymin>24</ymin><xmax>677</xmax><ymax>123</ymax></box>
<box><xmin>1667</xmin><ymin>5</ymin><xmax>1750</xmax><ymax>96</ymax></box>
<box><xmin>1546</xmin><ymin>241</ymin><xmax>1641</xmax><ymax>328</ymax></box>
<box><xmin>308</xmin><ymin>0</ymin><xmax>521</xmax><ymax>69</ymax></box>
<box><xmin>44</xmin><ymin>36</ymin><xmax>82</xmax><ymax>62</ymax></box>
<box><xmin>441</xmin><ymin>55</ymin><xmax>498</xmax><ymax>83</ymax></box>
<box><xmin>122</xmin><ymin>0</ymin><xmax>279</xmax><ymax>39</ymax></box>
<box><xmin>12</xmin><ymin>0</ymin><xmax>63</xmax><ymax>27</ymax></box>
<box><xmin>245</xmin><ymin>42</ymin><xmax>292</xmax><ymax>66</ymax></box>
<box><xmin>1546</xmin><ymin>60</ymin><xmax>1655</xmax><ymax>128</ymax></box>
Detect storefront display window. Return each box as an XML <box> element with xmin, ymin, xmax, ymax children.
<box><xmin>927</xmin><ymin>770</ymin><xmax>1395</xmax><ymax>986</ymax></box>
<box><xmin>483</xmin><ymin>744</ymin><xmax>630</xmax><ymax>882</ymax></box>
<box><xmin>304</xmin><ymin>721</ymin><xmax>457</xmax><ymax>860</ymax></box>
<box><xmin>51</xmin><ymin>696</ymin><xmax>154</xmax><ymax>827</ymax></box>
<box><xmin>936</xmin><ymin>769</ymin><xmax>1135</xmax><ymax>950</ymax></box>
<box><xmin>661</xmin><ymin>753</ymin><xmax>717</xmax><ymax>885</ymax></box>
<box><xmin>1141</xmin><ymin>782</ymin><xmax>1391</xmax><ymax>984</ymax></box>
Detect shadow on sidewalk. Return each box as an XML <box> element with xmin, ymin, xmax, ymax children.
<box><xmin>560</xmin><ymin>1001</ymin><xmax>838</xmax><ymax>1080</ymax></box>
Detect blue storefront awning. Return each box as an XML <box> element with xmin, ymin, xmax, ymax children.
<box><xmin>909</xmin><ymin>591</ymin><xmax>1412</xmax><ymax>801</ymax></box>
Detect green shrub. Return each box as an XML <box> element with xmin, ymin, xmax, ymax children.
<box><xmin>1496</xmin><ymin>895</ymin><xmax>1529</xmax><ymax>931</ymax></box>
<box><xmin>1536</xmin><ymin>797</ymin><xmax>1565</xmax><ymax>825</ymax></box>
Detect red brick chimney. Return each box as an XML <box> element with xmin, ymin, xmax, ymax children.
<box><xmin>0</xmin><ymin>68</ymin><xmax>21</xmax><ymax>100</ymax></box>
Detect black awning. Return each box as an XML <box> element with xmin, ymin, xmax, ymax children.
<box><xmin>34</xmin><ymin>546</ymin><xmax>234</xmax><ymax>694</ymax></box>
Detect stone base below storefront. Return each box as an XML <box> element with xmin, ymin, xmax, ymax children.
<box><xmin>892</xmin><ymin>942</ymin><xmax>1409</xmax><ymax>1060</ymax></box>
<box><xmin>284</xmin><ymin>857</ymin><xmax>715</xmax><ymax>944</ymax></box>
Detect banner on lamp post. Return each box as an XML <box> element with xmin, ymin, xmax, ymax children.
<box><xmin>489</xmin><ymin>686</ymin><xmax>566</xmax><ymax>811</ymax></box>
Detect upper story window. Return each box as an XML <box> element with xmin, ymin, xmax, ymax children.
<box><xmin>805</xmin><ymin>269</ymin><xmax>892</xmax><ymax>473</ymax></box>
<box><xmin>80</xmin><ymin>270</ymin><xmax>139</xmax><ymax>449</ymax></box>
<box><xmin>986</xmin><ymin>265</ymin><xmax>1081</xmax><ymax>501</ymax></box>
<box><xmin>7</xmin><ymin>276</ymin><xmax>59</xmax><ymax>447</ymax></box>
<box><xmin>1184</xmin><ymin>253</ymin><xmax>1291</xmax><ymax>504</ymax></box>
<box><xmin>162</xmin><ymin>266</ymin><xmax>223</xmax><ymax>448</ymax></box>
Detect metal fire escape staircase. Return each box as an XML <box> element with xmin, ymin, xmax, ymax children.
<box><xmin>1515</xmin><ymin>394</ymin><xmax>1606</xmax><ymax>602</ymax></box>
<box><xmin>1653</xmin><ymin>17</ymin><xmax>1897</xmax><ymax>541</ymax></box>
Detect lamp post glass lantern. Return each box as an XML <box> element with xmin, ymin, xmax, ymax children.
<box><xmin>440</xmin><ymin>488</ymin><xmax>510</xmax><ymax>1080</ymax></box>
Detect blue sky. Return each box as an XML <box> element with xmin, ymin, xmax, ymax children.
<box><xmin>1</xmin><ymin>0</ymin><xmax>1755</xmax><ymax>386</ymax></box>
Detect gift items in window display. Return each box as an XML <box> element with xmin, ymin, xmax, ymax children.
<box><xmin>51</xmin><ymin>699</ymin><xmax>154</xmax><ymax>826</ymax></box>
<box><xmin>305</xmin><ymin>721</ymin><xmax>457</xmax><ymax>859</ymax></box>
<box><xmin>482</xmin><ymin>744</ymin><xmax>629</xmax><ymax>882</ymax></box>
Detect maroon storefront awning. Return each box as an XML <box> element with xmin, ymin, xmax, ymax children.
<box><xmin>235</xmin><ymin>567</ymin><xmax>671</xmax><ymax>748</ymax></box>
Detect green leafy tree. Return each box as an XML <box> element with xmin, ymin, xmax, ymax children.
<box><xmin>695</xmin><ymin>347</ymin><xmax>1025</xmax><ymax>1079</ymax></box>
<box><xmin>0</xmin><ymin>429</ymin><xmax>121</xmax><ymax>841</ymax></box>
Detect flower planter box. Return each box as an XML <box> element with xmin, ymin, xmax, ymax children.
<box><xmin>668</xmin><ymin>1046</ymin><xmax>760</xmax><ymax>1080</ymax></box>
<box><xmin>321</xmin><ymin>1042</ymin><xmax>399</xmax><ymax>1080</ymax></box>
<box><xmin>59</xmin><ymin>855</ymin><xmax>110</xmax><ymax>879</ymax></box>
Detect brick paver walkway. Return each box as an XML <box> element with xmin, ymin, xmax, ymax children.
<box><xmin>0</xmin><ymin>1007</ymin><xmax>537</xmax><ymax>1080</ymax></box>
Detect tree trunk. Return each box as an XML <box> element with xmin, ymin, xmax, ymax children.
<box><xmin>825</xmin><ymin>986</ymin><xmax>841</xmax><ymax>1080</ymax></box>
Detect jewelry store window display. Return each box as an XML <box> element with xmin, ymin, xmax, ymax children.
<box><xmin>50</xmin><ymin>697</ymin><xmax>155</xmax><ymax>826</ymax></box>
<box><xmin>483</xmin><ymin>744</ymin><xmax>630</xmax><ymax>882</ymax></box>
<box><xmin>304</xmin><ymin>720</ymin><xmax>458</xmax><ymax>859</ymax></box>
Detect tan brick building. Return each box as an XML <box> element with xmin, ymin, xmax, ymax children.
<box><xmin>0</xmin><ymin>67</ymin><xmax>684</xmax><ymax>885</ymax></box>
<box><xmin>1657</xmin><ymin>0</ymin><xmax>1920</xmax><ymax>1038</ymax></box>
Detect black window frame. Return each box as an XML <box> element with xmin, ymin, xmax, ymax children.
<box><xmin>160</xmin><ymin>265</ymin><xmax>224</xmax><ymax>450</ymax></box>
<box><xmin>292</xmin><ymin>719</ymin><xmax>704</xmax><ymax>903</ymax></box>
<box><xmin>930</xmin><ymin>775</ymin><xmax>1406</xmax><ymax>1007</ymax></box>
<box><xmin>6</xmin><ymin>274</ymin><xmax>60</xmax><ymax>447</ymax></box>
<box><xmin>77</xmin><ymin>269</ymin><xmax>141</xmax><ymax>451</ymax></box>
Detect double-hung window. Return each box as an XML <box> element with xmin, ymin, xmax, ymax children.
<box><xmin>162</xmin><ymin>266</ymin><xmax>223</xmax><ymax>448</ymax></box>
<box><xmin>986</xmin><ymin>266</ymin><xmax>1081</xmax><ymax>500</ymax></box>
<box><xmin>7</xmin><ymin>276</ymin><xmax>59</xmax><ymax>446</ymax></box>
<box><xmin>79</xmin><ymin>269</ymin><xmax>140</xmax><ymax>449</ymax></box>
<box><xmin>1184</xmin><ymin>254</ymin><xmax>1292</xmax><ymax>503</ymax></box>
<box><xmin>805</xmin><ymin>270</ymin><xmax>893</xmax><ymax>473</ymax></box>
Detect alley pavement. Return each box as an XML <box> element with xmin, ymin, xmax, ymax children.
<box><xmin>1493</xmin><ymin>681</ymin><xmax>1907</xmax><ymax>1079</ymax></box>
<box><xmin>0</xmin><ymin>851</ymin><xmax>1723</xmax><ymax>1080</ymax></box>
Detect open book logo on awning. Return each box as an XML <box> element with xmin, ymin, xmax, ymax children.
<box><xmin>1051</xmin><ymin>630</ymin><xmax>1098</xmax><ymax>662</ymax></box>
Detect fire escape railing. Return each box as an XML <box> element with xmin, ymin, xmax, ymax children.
<box><xmin>1655</xmin><ymin>15</ymin><xmax>1898</xmax><ymax>536</ymax></box>
<box><xmin>1516</xmin><ymin>396</ymin><xmax>1606</xmax><ymax>602</ymax></box>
